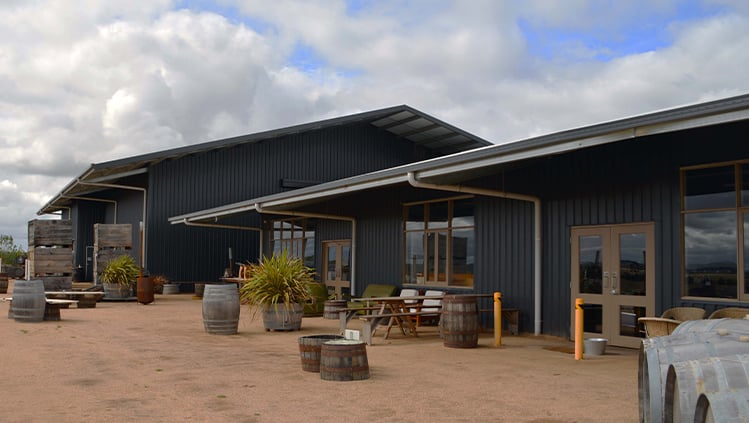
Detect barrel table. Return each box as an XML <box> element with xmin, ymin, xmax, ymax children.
<box><xmin>320</xmin><ymin>339</ymin><xmax>369</xmax><ymax>381</ymax></box>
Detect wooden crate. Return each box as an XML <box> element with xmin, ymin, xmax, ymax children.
<box><xmin>29</xmin><ymin>246</ymin><xmax>73</xmax><ymax>275</ymax></box>
<box><xmin>28</xmin><ymin>219</ymin><xmax>73</xmax><ymax>247</ymax></box>
<box><xmin>94</xmin><ymin>224</ymin><xmax>132</xmax><ymax>248</ymax></box>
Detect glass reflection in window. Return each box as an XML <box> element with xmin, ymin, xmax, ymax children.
<box><xmin>684</xmin><ymin>212</ymin><xmax>737</xmax><ymax>298</ymax></box>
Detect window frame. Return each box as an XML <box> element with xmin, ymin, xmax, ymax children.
<box><xmin>402</xmin><ymin>195</ymin><xmax>475</xmax><ymax>289</ymax></box>
<box><xmin>680</xmin><ymin>159</ymin><xmax>749</xmax><ymax>301</ymax></box>
<box><xmin>268</xmin><ymin>217</ymin><xmax>315</xmax><ymax>268</ymax></box>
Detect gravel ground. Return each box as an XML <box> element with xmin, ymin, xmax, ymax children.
<box><xmin>1</xmin><ymin>283</ymin><xmax>638</xmax><ymax>422</ymax></box>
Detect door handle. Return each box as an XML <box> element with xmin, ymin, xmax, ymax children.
<box><xmin>611</xmin><ymin>272</ymin><xmax>618</xmax><ymax>294</ymax></box>
<box><xmin>603</xmin><ymin>272</ymin><xmax>609</xmax><ymax>289</ymax></box>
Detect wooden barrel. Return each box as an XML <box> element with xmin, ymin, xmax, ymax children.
<box><xmin>639</xmin><ymin>331</ymin><xmax>749</xmax><ymax>423</ymax></box>
<box><xmin>664</xmin><ymin>353</ymin><xmax>749</xmax><ymax>422</ymax></box>
<box><xmin>12</xmin><ymin>279</ymin><xmax>46</xmax><ymax>323</ymax></box>
<box><xmin>136</xmin><ymin>276</ymin><xmax>154</xmax><ymax>305</ymax></box>
<box><xmin>442</xmin><ymin>295</ymin><xmax>479</xmax><ymax>348</ymax></box>
<box><xmin>672</xmin><ymin>318</ymin><xmax>749</xmax><ymax>337</ymax></box>
<box><xmin>202</xmin><ymin>284</ymin><xmax>240</xmax><ymax>335</ymax></box>
<box><xmin>0</xmin><ymin>272</ymin><xmax>8</xmax><ymax>294</ymax></box>
<box><xmin>193</xmin><ymin>283</ymin><xmax>206</xmax><ymax>298</ymax></box>
<box><xmin>320</xmin><ymin>339</ymin><xmax>370</xmax><ymax>381</ymax></box>
<box><xmin>323</xmin><ymin>300</ymin><xmax>347</xmax><ymax>320</ymax></box>
<box><xmin>694</xmin><ymin>387</ymin><xmax>749</xmax><ymax>423</ymax></box>
<box><xmin>298</xmin><ymin>334</ymin><xmax>345</xmax><ymax>372</ymax></box>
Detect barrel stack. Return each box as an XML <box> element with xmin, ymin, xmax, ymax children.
<box><xmin>638</xmin><ymin>318</ymin><xmax>749</xmax><ymax>423</ymax></box>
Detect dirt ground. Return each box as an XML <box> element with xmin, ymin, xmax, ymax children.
<box><xmin>1</xmin><ymin>282</ymin><xmax>639</xmax><ymax>422</ymax></box>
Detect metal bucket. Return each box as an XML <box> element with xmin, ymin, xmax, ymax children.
<box><xmin>12</xmin><ymin>279</ymin><xmax>46</xmax><ymax>323</ymax></box>
<box><xmin>202</xmin><ymin>284</ymin><xmax>240</xmax><ymax>335</ymax></box>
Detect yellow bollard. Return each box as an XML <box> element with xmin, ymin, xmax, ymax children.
<box><xmin>575</xmin><ymin>298</ymin><xmax>584</xmax><ymax>360</ymax></box>
<box><xmin>494</xmin><ymin>292</ymin><xmax>502</xmax><ymax>347</ymax></box>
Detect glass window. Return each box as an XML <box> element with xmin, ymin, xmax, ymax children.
<box><xmin>403</xmin><ymin>197</ymin><xmax>475</xmax><ymax>288</ymax></box>
<box><xmin>684</xmin><ymin>211</ymin><xmax>737</xmax><ymax>298</ymax></box>
<box><xmin>682</xmin><ymin>162</ymin><xmax>748</xmax><ymax>300</ymax></box>
<box><xmin>684</xmin><ymin>165</ymin><xmax>735</xmax><ymax>210</ymax></box>
<box><xmin>619</xmin><ymin>233</ymin><xmax>646</xmax><ymax>296</ymax></box>
<box><xmin>269</xmin><ymin>218</ymin><xmax>315</xmax><ymax>267</ymax></box>
<box><xmin>579</xmin><ymin>235</ymin><xmax>603</xmax><ymax>295</ymax></box>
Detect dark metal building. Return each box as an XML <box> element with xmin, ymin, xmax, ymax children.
<box><xmin>172</xmin><ymin>94</ymin><xmax>749</xmax><ymax>347</ymax></box>
<box><xmin>38</xmin><ymin>106</ymin><xmax>491</xmax><ymax>284</ymax></box>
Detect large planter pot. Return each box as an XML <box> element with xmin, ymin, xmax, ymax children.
<box><xmin>162</xmin><ymin>284</ymin><xmax>179</xmax><ymax>295</ymax></box>
<box><xmin>103</xmin><ymin>282</ymin><xmax>132</xmax><ymax>299</ymax></box>
<box><xmin>262</xmin><ymin>303</ymin><xmax>304</xmax><ymax>331</ymax></box>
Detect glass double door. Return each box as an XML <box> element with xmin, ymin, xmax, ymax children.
<box><xmin>570</xmin><ymin>223</ymin><xmax>655</xmax><ymax>348</ymax></box>
<box><xmin>322</xmin><ymin>240</ymin><xmax>351</xmax><ymax>300</ymax></box>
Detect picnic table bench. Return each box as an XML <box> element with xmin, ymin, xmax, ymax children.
<box><xmin>357</xmin><ymin>311</ymin><xmax>443</xmax><ymax>345</ymax></box>
<box><xmin>5</xmin><ymin>297</ymin><xmax>78</xmax><ymax>321</ymax></box>
<box><xmin>45</xmin><ymin>291</ymin><xmax>105</xmax><ymax>308</ymax></box>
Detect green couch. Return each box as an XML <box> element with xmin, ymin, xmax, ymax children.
<box><xmin>303</xmin><ymin>282</ymin><xmax>329</xmax><ymax>316</ymax></box>
<box><xmin>346</xmin><ymin>284</ymin><xmax>398</xmax><ymax>310</ymax></box>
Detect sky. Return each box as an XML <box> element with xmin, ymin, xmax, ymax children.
<box><xmin>1</xmin><ymin>0</ymin><xmax>748</xmax><ymax>249</ymax></box>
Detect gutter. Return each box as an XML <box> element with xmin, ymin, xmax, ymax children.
<box><xmin>254</xmin><ymin>203</ymin><xmax>357</xmax><ymax>295</ymax></box>
<box><xmin>407</xmin><ymin>172</ymin><xmax>542</xmax><ymax>336</ymax></box>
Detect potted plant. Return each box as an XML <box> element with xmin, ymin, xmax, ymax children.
<box><xmin>152</xmin><ymin>275</ymin><xmax>176</xmax><ymax>294</ymax></box>
<box><xmin>239</xmin><ymin>250</ymin><xmax>315</xmax><ymax>331</ymax></box>
<box><xmin>100</xmin><ymin>254</ymin><xmax>139</xmax><ymax>299</ymax></box>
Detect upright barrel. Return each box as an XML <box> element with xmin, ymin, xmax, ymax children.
<box><xmin>442</xmin><ymin>295</ymin><xmax>479</xmax><ymax>348</ymax></box>
<box><xmin>639</xmin><ymin>329</ymin><xmax>749</xmax><ymax>423</ymax></box>
<box><xmin>298</xmin><ymin>334</ymin><xmax>345</xmax><ymax>372</ymax></box>
<box><xmin>671</xmin><ymin>318</ymin><xmax>749</xmax><ymax>337</ymax></box>
<box><xmin>137</xmin><ymin>276</ymin><xmax>154</xmax><ymax>305</ymax></box>
<box><xmin>12</xmin><ymin>279</ymin><xmax>46</xmax><ymax>323</ymax></box>
<box><xmin>0</xmin><ymin>272</ymin><xmax>8</xmax><ymax>294</ymax></box>
<box><xmin>202</xmin><ymin>284</ymin><xmax>240</xmax><ymax>335</ymax></box>
<box><xmin>320</xmin><ymin>339</ymin><xmax>369</xmax><ymax>381</ymax></box>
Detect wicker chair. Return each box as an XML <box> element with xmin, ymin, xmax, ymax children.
<box><xmin>708</xmin><ymin>307</ymin><xmax>749</xmax><ymax>319</ymax></box>
<box><xmin>661</xmin><ymin>307</ymin><xmax>706</xmax><ymax>321</ymax></box>
<box><xmin>638</xmin><ymin>317</ymin><xmax>682</xmax><ymax>337</ymax></box>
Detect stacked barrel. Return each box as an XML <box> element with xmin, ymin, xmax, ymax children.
<box><xmin>639</xmin><ymin>318</ymin><xmax>749</xmax><ymax>423</ymax></box>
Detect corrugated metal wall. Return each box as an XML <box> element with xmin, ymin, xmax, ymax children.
<box><xmin>145</xmin><ymin>123</ymin><xmax>428</xmax><ymax>282</ymax></box>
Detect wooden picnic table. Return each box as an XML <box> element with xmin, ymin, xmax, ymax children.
<box><xmin>343</xmin><ymin>295</ymin><xmax>445</xmax><ymax>345</ymax></box>
<box><xmin>45</xmin><ymin>291</ymin><xmax>105</xmax><ymax>308</ymax></box>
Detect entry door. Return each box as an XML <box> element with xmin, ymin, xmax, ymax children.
<box><xmin>322</xmin><ymin>240</ymin><xmax>351</xmax><ymax>300</ymax></box>
<box><xmin>570</xmin><ymin>223</ymin><xmax>655</xmax><ymax>348</ymax></box>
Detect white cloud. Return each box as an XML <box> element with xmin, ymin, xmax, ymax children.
<box><xmin>1</xmin><ymin>0</ymin><xmax>749</xmax><ymax>249</ymax></box>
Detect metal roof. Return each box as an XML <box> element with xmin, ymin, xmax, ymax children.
<box><xmin>38</xmin><ymin>105</ymin><xmax>491</xmax><ymax>214</ymax></box>
<box><xmin>169</xmin><ymin>92</ymin><xmax>749</xmax><ymax>224</ymax></box>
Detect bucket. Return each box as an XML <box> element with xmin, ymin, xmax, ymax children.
<box><xmin>202</xmin><ymin>284</ymin><xmax>240</xmax><ymax>335</ymax></box>
<box><xmin>137</xmin><ymin>276</ymin><xmax>154</xmax><ymax>305</ymax></box>
<box><xmin>442</xmin><ymin>295</ymin><xmax>479</xmax><ymax>348</ymax></box>
<box><xmin>298</xmin><ymin>334</ymin><xmax>345</xmax><ymax>372</ymax></box>
<box><xmin>638</xmin><ymin>331</ymin><xmax>749</xmax><ymax>423</ymax></box>
<box><xmin>694</xmin><ymin>387</ymin><xmax>749</xmax><ymax>423</ymax></box>
<box><xmin>0</xmin><ymin>273</ymin><xmax>8</xmax><ymax>294</ymax></box>
<box><xmin>12</xmin><ymin>279</ymin><xmax>46</xmax><ymax>323</ymax></box>
<box><xmin>323</xmin><ymin>300</ymin><xmax>347</xmax><ymax>320</ymax></box>
<box><xmin>584</xmin><ymin>338</ymin><xmax>608</xmax><ymax>356</ymax></box>
<box><xmin>664</xmin><ymin>353</ymin><xmax>749</xmax><ymax>422</ymax></box>
<box><xmin>320</xmin><ymin>339</ymin><xmax>370</xmax><ymax>381</ymax></box>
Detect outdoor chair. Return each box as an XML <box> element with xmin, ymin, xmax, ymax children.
<box><xmin>399</xmin><ymin>288</ymin><xmax>420</xmax><ymax>307</ymax></box>
<box><xmin>660</xmin><ymin>307</ymin><xmax>706</xmax><ymax>321</ymax></box>
<box><xmin>638</xmin><ymin>317</ymin><xmax>682</xmax><ymax>337</ymax></box>
<box><xmin>410</xmin><ymin>289</ymin><xmax>444</xmax><ymax>326</ymax></box>
<box><xmin>708</xmin><ymin>307</ymin><xmax>749</xmax><ymax>319</ymax></box>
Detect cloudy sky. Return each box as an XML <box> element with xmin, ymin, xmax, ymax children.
<box><xmin>1</xmin><ymin>0</ymin><xmax>748</xmax><ymax>249</ymax></box>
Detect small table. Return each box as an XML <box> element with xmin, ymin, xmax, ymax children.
<box><xmin>45</xmin><ymin>291</ymin><xmax>105</xmax><ymax>308</ymax></box>
<box><xmin>43</xmin><ymin>299</ymin><xmax>78</xmax><ymax>321</ymax></box>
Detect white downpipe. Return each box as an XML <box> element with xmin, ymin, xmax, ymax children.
<box><xmin>407</xmin><ymin>172</ymin><xmax>542</xmax><ymax>336</ymax></box>
<box><xmin>254</xmin><ymin>203</ymin><xmax>357</xmax><ymax>293</ymax></box>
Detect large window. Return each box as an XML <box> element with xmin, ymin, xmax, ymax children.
<box><xmin>403</xmin><ymin>196</ymin><xmax>475</xmax><ymax>288</ymax></box>
<box><xmin>682</xmin><ymin>161</ymin><xmax>748</xmax><ymax>300</ymax></box>
<box><xmin>269</xmin><ymin>218</ymin><xmax>315</xmax><ymax>268</ymax></box>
